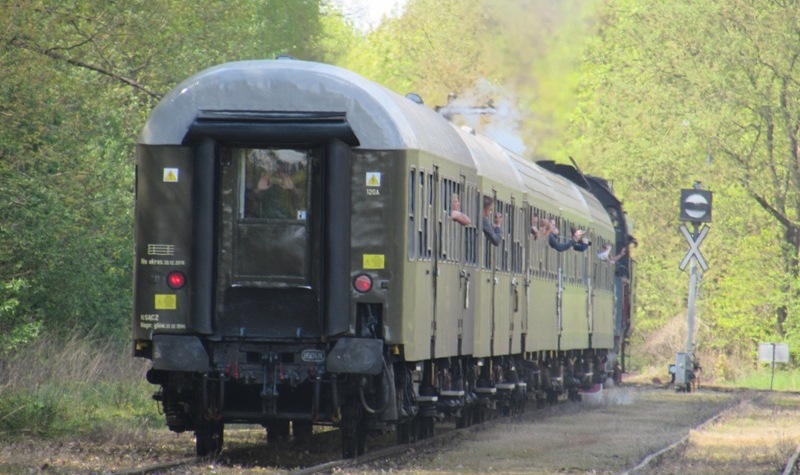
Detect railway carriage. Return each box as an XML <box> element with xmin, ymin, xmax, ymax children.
<box><xmin>133</xmin><ymin>59</ymin><xmax>634</xmax><ymax>457</ymax></box>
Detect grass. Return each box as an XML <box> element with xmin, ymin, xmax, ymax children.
<box><xmin>0</xmin><ymin>334</ymin><xmax>161</xmax><ymax>439</ymax></box>
<box><xmin>720</xmin><ymin>366</ymin><xmax>800</xmax><ymax>391</ymax></box>
<box><xmin>625</xmin><ymin>354</ymin><xmax>800</xmax><ymax>392</ymax></box>
<box><xmin>2</xmin><ymin>332</ymin><xmax>799</xmax><ymax>444</ymax></box>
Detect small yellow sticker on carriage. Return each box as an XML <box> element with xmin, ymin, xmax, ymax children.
<box><xmin>154</xmin><ymin>294</ymin><xmax>177</xmax><ymax>310</ymax></box>
<box><xmin>363</xmin><ymin>254</ymin><xmax>385</xmax><ymax>269</ymax></box>
<box><xmin>366</xmin><ymin>172</ymin><xmax>381</xmax><ymax>187</ymax></box>
<box><xmin>163</xmin><ymin>168</ymin><xmax>179</xmax><ymax>183</ymax></box>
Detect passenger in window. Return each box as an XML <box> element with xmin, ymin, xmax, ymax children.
<box><xmin>543</xmin><ymin>220</ymin><xmax>590</xmax><ymax>252</ymax></box>
<box><xmin>450</xmin><ymin>193</ymin><xmax>472</xmax><ymax>226</ymax></box>
<box><xmin>481</xmin><ymin>195</ymin><xmax>502</xmax><ymax>246</ymax></box>
<box><xmin>571</xmin><ymin>227</ymin><xmax>590</xmax><ymax>252</ymax></box>
<box><xmin>544</xmin><ymin>219</ymin><xmax>572</xmax><ymax>252</ymax></box>
<box><xmin>249</xmin><ymin>167</ymin><xmax>300</xmax><ymax>219</ymax></box>
<box><xmin>598</xmin><ymin>244</ymin><xmax>626</xmax><ymax>263</ymax></box>
<box><xmin>530</xmin><ymin>215</ymin><xmax>545</xmax><ymax>239</ymax></box>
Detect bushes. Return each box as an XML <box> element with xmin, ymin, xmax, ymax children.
<box><xmin>0</xmin><ymin>393</ymin><xmax>58</xmax><ymax>437</ymax></box>
<box><xmin>0</xmin><ymin>278</ymin><xmax>41</xmax><ymax>356</ymax></box>
<box><xmin>0</xmin><ymin>334</ymin><xmax>159</xmax><ymax>439</ymax></box>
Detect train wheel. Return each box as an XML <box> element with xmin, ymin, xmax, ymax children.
<box><xmin>568</xmin><ymin>388</ymin><xmax>582</xmax><ymax>402</ymax></box>
<box><xmin>474</xmin><ymin>405</ymin><xmax>487</xmax><ymax>423</ymax></box>
<box><xmin>266</xmin><ymin>420</ymin><xmax>290</xmax><ymax>443</ymax></box>
<box><xmin>455</xmin><ymin>410</ymin><xmax>465</xmax><ymax>428</ymax></box>
<box><xmin>292</xmin><ymin>420</ymin><xmax>313</xmax><ymax>444</ymax></box>
<box><xmin>396</xmin><ymin>418</ymin><xmax>417</xmax><ymax>444</ymax></box>
<box><xmin>501</xmin><ymin>399</ymin><xmax>512</xmax><ymax>417</ymax></box>
<box><xmin>547</xmin><ymin>390</ymin><xmax>558</xmax><ymax>405</ymax></box>
<box><xmin>195</xmin><ymin>419</ymin><xmax>224</xmax><ymax>457</ymax></box>
<box><xmin>418</xmin><ymin>416</ymin><xmax>435</xmax><ymax>439</ymax></box>
<box><xmin>341</xmin><ymin>399</ymin><xmax>365</xmax><ymax>458</ymax></box>
<box><xmin>455</xmin><ymin>406</ymin><xmax>472</xmax><ymax>428</ymax></box>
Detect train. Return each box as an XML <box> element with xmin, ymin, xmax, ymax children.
<box><xmin>132</xmin><ymin>59</ymin><xmax>636</xmax><ymax>458</ymax></box>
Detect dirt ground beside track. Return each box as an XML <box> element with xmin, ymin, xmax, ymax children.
<box><xmin>2</xmin><ymin>385</ymin><xmax>800</xmax><ymax>474</ymax></box>
<box><xmin>343</xmin><ymin>386</ymin><xmax>800</xmax><ymax>475</ymax></box>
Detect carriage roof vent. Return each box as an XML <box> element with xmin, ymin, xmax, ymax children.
<box><xmin>405</xmin><ymin>92</ymin><xmax>424</xmax><ymax>105</ymax></box>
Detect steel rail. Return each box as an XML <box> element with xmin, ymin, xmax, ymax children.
<box><xmin>617</xmin><ymin>393</ymin><xmax>757</xmax><ymax>475</ymax></box>
<box><xmin>112</xmin><ymin>456</ymin><xmax>200</xmax><ymax>475</ymax></box>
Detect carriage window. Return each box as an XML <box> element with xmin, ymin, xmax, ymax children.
<box><xmin>441</xmin><ymin>177</ymin><xmax>466</xmax><ymax>263</ymax></box>
<box><xmin>241</xmin><ymin>148</ymin><xmax>308</xmax><ymax>220</ymax></box>
<box><xmin>466</xmin><ymin>186</ymin><xmax>478</xmax><ymax>266</ymax></box>
<box><xmin>421</xmin><ymin>172</ymin><xmax>431</xmax><ymax>259</ymax></box>
<box><xmin>408</xmin><ymin>169</ymin><xmax>416</xmax><ymax>260</ymax></box>
<box><xmin>226</xmin><ymin>146</ymin><xmax>312</xmax><ymax>285</ymax></box>
<box><xmin>515</xmin><ymin>205</ymin><xmax>524</xmax><ymax>273</ymax></box>
<box><xmin>500</xmin><ymin>200</ymin><xmax>511</xmax><ymax>272</ymax></box>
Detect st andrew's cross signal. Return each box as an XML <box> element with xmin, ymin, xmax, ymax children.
<box><xmin>675</xmin><ymin>185</ymin><xmax>712</xmax><ymax>392</ymax></box>
<box><xmin>678</xmin><ymin>188</ymin><xmax>712</xmax><ymax>272</ymax></box>
<box><xmin>679</xmin><ymin>224</ymin><xmax>708</xmax><ymax>271</ymax></box>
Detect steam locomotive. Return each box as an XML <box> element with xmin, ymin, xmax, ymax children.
<box><xmin>132</xmin><ymin>59</ymin><xmax>635</xmax><ymax>457</ymax></box>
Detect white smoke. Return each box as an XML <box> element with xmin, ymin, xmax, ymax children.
<box><xmin>581</xmin><ymin>382</ymin><xmax>636</xmax><ymax>406</ymax></box>
<box><xmin>437</xmin><ymin>78</ymin><xmax>529</xmax><ymax>155</ymax></box>
<box><xmin>331</xmin><ymin>0</ymin><xmax>407</xmax><ymax>32</ymax></box>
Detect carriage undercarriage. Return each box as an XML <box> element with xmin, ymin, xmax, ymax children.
<box><xmin>149</xmin><ymin>347</ymin><xmax>611</xmax><ymax>457</ymax></box>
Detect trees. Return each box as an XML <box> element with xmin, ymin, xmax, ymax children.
<box><xmin>0</xmin><ymin>1</ymin><xmax>341</xmax><ymax>348</ymax></box>
<box><xmin>4</xmin><ymin>0</ymin><xmax>797</xmax><ymax>368</ymax></box>
<box><xmin>340</xmin><ymin>0</ymin><xmax>495</xmax><ymax>108</ymax></box>
<box><xmin>573</xmin><ymin>0</ymin><xmax>800</xmax><ymax>359</ymax></box>
<box><xmin>340</xmin><ymin>0</ymin><xmax>600</xmax><ymax>159</ymax></box>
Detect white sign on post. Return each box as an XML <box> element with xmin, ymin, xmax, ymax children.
<box><xmin>758</xmin><ymin>342</ymin><xmax>789</xmax><ymax>391</ymax></box>
<box><xmin>758</xmin><ymin>343</ymin><xmax>789</xmax><ymax>363</ymax></box>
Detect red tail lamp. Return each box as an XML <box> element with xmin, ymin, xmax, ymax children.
<box><xmin>353</xmin><ymin>274</ymin><xmax>372</xmax><ymax>293</ymax></box>
<box><xmin>167</xmin><ymin>271</ymin><xmax>186</xmax><ymax>289</ymax></box>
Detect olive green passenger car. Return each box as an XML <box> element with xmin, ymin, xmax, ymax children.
<box><xmin>132</xmin><ymin>59</ymin><xmax>635</xmax><ymax>458</ymax></box>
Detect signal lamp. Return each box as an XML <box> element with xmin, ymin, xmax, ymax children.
<box><xmin>167</xmin><ymin>271</ymin><xmax>186</xmax><ymax>289</ymax></box>
<box><xmin>353</xmin><ymin>274</ymin><xmax>372</xmax><ymax>293</ymax></box>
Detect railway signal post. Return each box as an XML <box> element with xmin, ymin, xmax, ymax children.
<box><xmin>675</xmin><ymin>183</ymin><xmax>712</xmax><ymax>392</ymax></box>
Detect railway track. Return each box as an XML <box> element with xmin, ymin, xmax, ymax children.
<box><xmin>106</xmin><ymin>386</ymin><xmax>680</xmax><ymax>475</ymax></box>
<box><xmin>619</xmin><ymin>389</ymin><xmax>800</xmax><ymax>475</ymax></box>
<box><xmin>784</xmin><ymin>446</ymin><xmax>800</xmax><ymax>475</ymax></box>
<box><xmin>110</xmin><ymin>394</ymin><xmax>549</xmax><ymax>475</ymax></box>
<box><xmin>287</xmin><ymin>441</ymin><xmax>416</xmax><ymax>475</ymax></box>
<box><xmin>112</xmin><ymin>456</ymin><xmax>200</xmax><ymax>475</ymax></box>
<box><xmin>109</xmin><ymin>424</ymin><xmax>458</xmax><ymax>475</ymax></box>
<box><xmin>106</xmin><ymin>385</ymin><xmax>800</xmax><ymax>475</ymax></box>
<box><xmin>618</xmin><ymin>394</ymin><xmax>749</xmax><ymax>475</ymax></box>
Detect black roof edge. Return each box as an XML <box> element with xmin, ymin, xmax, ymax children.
<box><xmin>536</xmin><ymin>159</ymin><xmax>621</xmax><ymax>208</ymax></box>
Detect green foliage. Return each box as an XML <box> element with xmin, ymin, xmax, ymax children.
<box><xmin>0</xmin><ymin>335</ymin><xmax>160</xmax><ymax>438</ymax></box>
<box><xmin>0</xmin><ymin>0</ymin><xmax>798</xmax><ymax>383</ymax></box>
<box><xmin>340</xmin><ymin>0</ymin><xmax>600</xmax><ymax>159</ymax></box>
<box><xmin>0</xmin><ymin>392</ymin><xmax>59</xmax><ymax>438</ymax></box>
<box><xmin>341</xmin><ymin>0</ymin><xmax>497</xmax><ymax>106</ymax></box>
<box><xmin>484</xmin><ymin>0</ymin><xmax>603</xmax><ymax>160</ymax></box>
<box><xmin>0</xmin><ymin>1</ymin><xmax>346</xmax><ymax>341</ymax></box>
<box><xmin>0</xmin><ymin>279</ymin><xmax>40</xmax><ymax>355</ymax></box>
<box><xmin>719</xmin><ymin>366</ymin><xmax>800</xmax><ymax>392</ymax></box>
<box><xmin>572</xmin><ymin>0</ymin><xmax>800</xmax><ymax>363</ymax></box>
<box><xmin>0</xmin><ymin>381</ymin><xmax>159</xmax><ymax>439</ymax></box>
